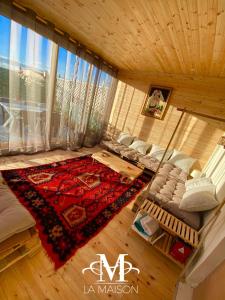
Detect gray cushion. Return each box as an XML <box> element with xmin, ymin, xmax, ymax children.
<box><xmin>100</xmin><ymin>140</ymin><xmax>128</xmax><ymax>154</ymax></box>
<box><xmin>120</xmin><ymin>149</ymin><xmax>144</xmax><ymax>162</ymax></box>
<box><xmin>148</xmin><ymin>174</ymin><xmax>201</xmax><ymax>230</ymax></box>
<box><xmin>157</xmin><ymin>162</ymin><xmax>188</xmax><ymax>182</ymax></box>
<box><xmin>138</xmin><ymin>155</ymin><xmax>161</xmax><ymax>172</ymax></box>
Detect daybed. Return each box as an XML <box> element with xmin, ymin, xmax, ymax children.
<box><xmin>101</xmin><ymin>132</ymin><xmax>175</xmax><ymax>173</ymax></box>
<box><xmin>0</xmin><ymin>173</ymin><xmax>39</xmax><ymax>272</ymax></box>
<box><xmin>100</xmin><ymin>132</ymin><xmax>195</xmax><ymax>173</ymax></box>
<box><xmin>146</xmin><ymin>164</ymin><xmax>201</xmax><ymax>230</ymax></box>
<box><xmin>136</xmin><ymin>138</ymin><xmax>225</xmax><ymax>272</ymax></box>
<box><xmin>101</xmin><ymin>131</ymin><xmax>203</xmax><ymax>230</ymax></box>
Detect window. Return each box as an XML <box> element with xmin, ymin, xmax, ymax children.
<box><xmin>0</xmin><ymin>12</ymin><xmax>117</xmax><ymax>153</ymax></box>
<box><xmin>0</xmin><ymin>15</ymin><xmax>54</xmax><ymax>150</ymax></box>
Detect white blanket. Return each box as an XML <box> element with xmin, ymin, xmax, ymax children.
<box><xmin>0</xmin><ymin>172</ymin><xmax>35</xmax><ymax>243</ymax></box>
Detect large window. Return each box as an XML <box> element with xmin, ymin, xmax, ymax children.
<box><xmin>0</xmin><ymin>15</ymin><xmax>53</xmax><ymax>149</ymax></box>
<box><xmin>0</xmin><ymin>14</ymin><xmax>117</xmax><ymax>153</ymax></box>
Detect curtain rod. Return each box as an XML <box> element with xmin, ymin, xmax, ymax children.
<box><xmin>12</xmin><ymin>1</ymin><xmax>117</xmax><ymax>72</ymax></box>
<box><xmin>177</xmin><ymin>108</ymin><xmax>225</xmax><ymax>123</ymax></box>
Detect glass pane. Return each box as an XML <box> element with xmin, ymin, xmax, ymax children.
<box><xmin>52</xmin><ymin>46</ymin><xmax>115</xmax><ymax>148</ymax></box>
<box><xmin>0</xmin><ymin>15</ymin><xmax>53</xmax><ymax>152</ymax></box>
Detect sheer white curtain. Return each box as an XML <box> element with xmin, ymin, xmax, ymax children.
<box><xmin>51</xmin><ymin>48</ymin><xmax>117</xmax><ymax>150</ymax></box>
<box><xmin>0</xmin><ymin>13</ymin><xmax>117</xmax><ymax>155</ymax></box>
<box><xmin>8</xmin><ymin>20</ymin><xmax>23</xmax><ymax>151</ymax></box>
<box><xmin>7</xmin><ymin>20</ymin><xmax>54</xmax><ymax>153</ymax></box>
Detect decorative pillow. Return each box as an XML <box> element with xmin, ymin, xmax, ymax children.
<box><xmin>116</xmin><ymin>132</ymin><xmax>134</xmax><ymax>146</ymax></box>
<box><xmin>168</xmin><ymin>150</ymin><xmax>196</xmax><ymax>173</ymax></box>
<box><xmin>147</xmin><ymin>144</ymin><xmax>173</xmax><ymax>162</ymax></box>
<box><xmin>129</xmin><ymin>140</ymin><xmax>151</xmax><ymax>155</ymax></box>
<box><xmin>185</xmin><ymin>177</ymin><xmax>215</xmax><ymax>192</ymax></box>
<box><xmin>180</xmin><ymin>184</ymin><xmax>218</xmax><ymax>212</ymax></box>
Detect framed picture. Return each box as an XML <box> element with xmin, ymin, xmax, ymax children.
<box><xmin>142</xmin><ymin>85</ymin><xmax>172</xmax><ymax>120</ymax></box>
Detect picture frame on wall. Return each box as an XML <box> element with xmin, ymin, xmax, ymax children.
<box><xmin>142</xmin><ymin>85</ymin><xmax>172</xmax><ymax>120</ymax></box>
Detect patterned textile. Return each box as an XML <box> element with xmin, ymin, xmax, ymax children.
<box><xmin>2</xmin><ymin>156</ymin><xmax>148</xmax><ymax>269</ymax></box>
<box><xmin>101</xmin><ymin>140</ymin><xmax>128</xmax><ymax>154</ymax></box>
<box><xmin>138</xmin><ymin>155</ymin><xmax>161</xmax><ymax>172</ymax></box>
<box><xmin>120</xmin><ymin>149</ymin><xmax>144</xmax><ymax>162</ymax></box>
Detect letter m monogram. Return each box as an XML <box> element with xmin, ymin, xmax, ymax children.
<box><xmin>97</xmin><ymin>254</ymin><xmax>139</xmax><ymax>283</ymax></box>
<box><xmin>82</xmin><ymin>254</ymin><xmax>140</xmax><ymax>283</ymax></box>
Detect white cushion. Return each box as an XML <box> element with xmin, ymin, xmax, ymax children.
<box><xmin>169</xmin><ymin>150</ymin><xmax>196</xmax><ymax>173</ymax></box>
<box><xmin>0</xmin><ymin>173</ymin><xmax>35</xmax><ymax>242</ymax></box>
<box><xmin>147</xmin><ymin>144</ymin><xmax>173</xmax><ymax>162</ymax></box>
<box><xmin>185</xmin><ymin>177</ymin><xmax>215</xmax><ymax>193</ymax></box>
<box><xmin>116</xmin><ymin>132</ymin><xmax>134</xmax><ymax>146</ymax></box>
<box><xmin>129</xmin><ymin>140</ymin><xmax>151</xmax><ymax>155</ymax></box>
<box><xmin>180</xmin><ymin>183</ymin><xmax>218</xmax><ymax>212</ymax></box>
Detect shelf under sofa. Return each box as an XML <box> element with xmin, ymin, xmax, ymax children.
<box><xmin>140</xmin><ymin>200</ymin><xmax>199</xmax><ymax>248</ymax></box>
<box><xmin>153</xmin><ymin>231</ymin><xmax>184</xmax><ymax>268</ymax></box>
<box><xmin>0</xmin><ymin>227</ymin><xmax>41</xmax><ymax>273</ymax></box>
<box><xmin>132</xmin><ymin>210</ymin><xmax>186</xmax><ymax>268</ymax></box>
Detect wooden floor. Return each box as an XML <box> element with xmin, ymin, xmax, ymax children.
<box><xmin>0</xmin><ymin>148</ymin><xmax>180</xmax><ymax>300</ymax></box>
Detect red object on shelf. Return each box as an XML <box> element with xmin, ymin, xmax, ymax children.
<box><xmin>169</xmin><ymin>240</ymin><xmax>192</xmax><ymax>264</ymax></box>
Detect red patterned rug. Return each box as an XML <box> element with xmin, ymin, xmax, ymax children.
<box><xmin>2</xmin><ymin>155</ymin><xmax>148</xmax><ymax>269</ymax></box>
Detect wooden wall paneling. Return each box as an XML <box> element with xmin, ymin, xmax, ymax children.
<box><xmin>118</xmin><ymin>70</ymin><xmax>225</xmax><ymax>117</ymax></box>
<box><xmin>109</xmin><ymin>71</ymin><xmax>225</xmax><ymax>169</ymax></box>
<box><xmin>193</xmin><ymin>258</ymin><xmax>225</xmax><ymax>300</ymax></box>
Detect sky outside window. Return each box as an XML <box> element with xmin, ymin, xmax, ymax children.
<box><xmin>0</xmin><ymin>14</ymin><xmax>110</xmax><ymax>84</ymax></box>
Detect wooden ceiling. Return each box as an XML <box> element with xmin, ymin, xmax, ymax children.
<box><xmin>17</xmin><ymin>0</ymin><xmax>225</xmax><ymax>77</ymax></box>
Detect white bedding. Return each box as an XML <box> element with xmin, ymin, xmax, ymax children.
<box><xmin>0</xmin><ymin>172</ymin><xmax>35</xmax><ymax>243</ymax></box>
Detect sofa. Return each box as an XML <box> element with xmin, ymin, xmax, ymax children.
<box><xmin>101</xmin><ymin>132</ymin><xmax>203</xmax><ymax>229</ymax></box>
<box><xmin>0</xmin><ymin>173</ymin><xmax>38</xmax><ymax>272</ymax></box>
<box><xmin>147</xmin><ymin>163</ymin><xmax>201</xmax><ymax>230</ymax></box>
<box><xmin>101</xmin><ymin>137</ymin><xmax>163</xmax><ymax>173</ymax></box>
<box><xmin>0</xmin><ymin>173</ymin><xmax>35</xmax><ymax>243</ymax></box>
<box><xmin>101</xmin><ymin>132</ymin><xmax>196</xmax><ymax>174</ymax></box>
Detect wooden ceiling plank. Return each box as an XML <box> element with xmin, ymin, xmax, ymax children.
<box><xmin>113</xmin><ymin>0</ymin><xmax>165</xmax><ymax>72</ymax></box>
<box><xmin>170</xmin><ymin>0</ymin><xmax>192</xmax><ymax>74</ymax></box>
<box><xmin>98</xmin><ymin>1</ymin><xmax>160</xmax><ymax>71</ymax></box>
<box><xmin>148</xmin><ymin>0</ymin><xmax>184</xmax><ymax>73</ymax></box>
<box><xmin>179</xmin><ymin>0</ymin><xmax>198</xmax><ymax>74</ymax></box>
<box><xmin>137</xmin><ymin>0</ymin><xmax>177</xmax><ymax>73</ymax></box>
<box><xmin>156</xmin><ymin>0</ymin><xmax>187</xmax><ymax>74</ymax></box>
<box><xmin>209</xmin><ymin>0</ymin><xmax>222</xmax><ymax>75</ymax></box>
<box><xmin>215</xmin><ymin>0</ymin><xmax>225</xmax><ymax>76</ymax></box>
<box><xmin>13</xmin><ymin>0</ymin><xmax>225</xmax><ymax>76</ymax></box>
<box><xmin>188</xmin><ymin>0</ymin><xmax>202</xmax><ymax>75</ymax></box>
<box><xmin>116</xmin><ymin>0</ymin><xmax>175</xmax><ymax>72</ymax></box>
<box><xmin>197</xmin><ymin>0</ymin><xmax>208</xmax><ymax>75</ymax></box>
<box><xmin>206</xmin><ymin>0</ymin><xmax>219</xmax><ymax>76</ymax></box>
